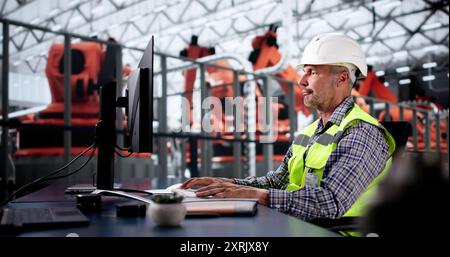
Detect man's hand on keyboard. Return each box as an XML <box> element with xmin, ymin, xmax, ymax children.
<box><xmin>194</xmin><ymin>182</ymin><xmax>269</xmax><ymax>206</ymax></box>
<box><xmin>180</xmin><ymin>177</ymin><xmax>234</xmax><ymax>189</ymax></box>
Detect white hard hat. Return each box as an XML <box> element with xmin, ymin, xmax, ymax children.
<box><xmin>298</xmin><ymin>33</ymin><xmax>367</xmax><ymax>80</ymax></box>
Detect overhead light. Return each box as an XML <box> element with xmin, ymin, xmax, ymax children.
<box><xmin>396</xmin><ymin>66</ymin><xmax>410</xmax><ymax>73</ymax></box>
<box><xmin>422</xmin><ymin>75</ymin><xmax>436</xmax><ymax>81</ymax></box>
<box><xmin>375</xmin><ymin>70</ymin><xmax>385</xmax><ymax>76</ymax></box>
<box><xmin>216</xmin><ymin>8</ymin><xmax>235</xmax><ymax>20</ymax></box>
<box><xmin>113</xmin><ymin>0</ymin><xmax>125</xmax><ymax>7</ymax></box>
<box><xmin>261</xmin><ymin>1</ymin><xmax>277</xmax><ymax>10</ymax></box>
<box><xmin>422</xmin><ymin>62</ymin><xmax>437</xmax><ymax>69</ymax></box>
<box><xmin>388</xmin><ymin>30</ymin><xmax>406</xmax><ymax>38</ymax></box>
<box><xmin>30</xmin><ymin>17</ymin><xmax>41</xmax><ymax>24</ymax></box>
<box><xmin>422</xmin><ymin>22</ymin><xmax>442</xmax><ymax>31</ymax></box>
<box><xmin>372</xmin><ymin>0</ymin><xmax>390</xmax><ymax>7</ymax></box>
<box><xmin>399</xmin><ymin>79</ymin><xmax>411</xmax><ymax>85</ymax></box>
<box><xmin>51</xmin><ymin>24</ymin><xmax>62</xmax><ymax>31</ymax></box>
<box><xmin>89</xmin><ymin>31</ymin><xmax>98</xmax><ymax>37</ymax></box>
<box><xmin>49</xmin><ymin>8</ymin><xmax>60</xmax><ymax>17</ymax></box>
<box><xmin>130</xmin><ymin>15</ymin><xmax>143</xmax><ymax>22</ymax></box>
<box><xmin>384</xmin><ymin>82</ymin><xmax>389</xmax><ymax>87</ymax></box>
<box><xmin>366</xmin><ymin>56</ymin><xmax>380</xmax><ymax>63</ymax></box>
<box><xmin>422</xmin><ymin>45</ymin><xmax>439</xmax><ymax>53</ymax></box>
<box><xmin>154</xmin><ymin>4</ymin><xmax>168</xmax><ymax>12</ymax></box>
<box><xmin>393</xmin><ymin>51</ymin><xmax>408</xmax><ymax>59</ymax></box>
<box><xmin>69</xmin><ymin>0</ymin><xmax>82</xmax><ymax>8</ymax></box>
<box><xmin>13</xmin><ymin>27</ymin><xmax>24</xmax><ymax>34</ymax></box>
<box><xmin>192</xmin><ymin>17</ymin><xmax>208</xmax><ymax>27</ymax></box>
<box><xmin>335</xmin><ymin>9</ymin><xmax>353</xmax><ymax>17</ymax></box>
<box><xmin>306</xmin><ymin>17</ymin><xmax>321</xmax><ymax>24</ymax></box>
<box><xmin>364</xmin><ymin>37</ymin><xmax>373</xmax><ymax>43</ymax></box>
<box><xmin>26</xmin><ymin>56</ymin><xmax>34</xmax><ymax>62</ymax></box>
<box><xmin>13</xmin><ymin>60</ymin><xmax>21</xmax><ymax>66</ymax></box>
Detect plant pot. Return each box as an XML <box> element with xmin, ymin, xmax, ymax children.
<box><xmin>148</xmin><ymin>202</ymin><xmax>186</xmax><ymax>226</ymax></box>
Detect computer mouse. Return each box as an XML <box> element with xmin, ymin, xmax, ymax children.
<box><xmin>166</xmin><ymin>183</ymin><xmax>182</xmax><ymax>191</ymax></box>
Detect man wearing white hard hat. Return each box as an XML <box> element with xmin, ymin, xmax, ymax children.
<box><xmin>182</xmin><ymin>33</ymin><xmax>396</xmax><ymax>223</ymax></box>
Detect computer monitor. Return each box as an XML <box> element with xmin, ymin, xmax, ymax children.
<box><xmin>129</xmin><ymin>35</ymin><xmax>154</xmax><ymax>152</ymax></box>
<box><xmin>95</xmin><ymin>36</ymin><xmax>154</xmax><ymax>190</ymax></box>
<box><xmin>127</xmin><ymin>71</ymin><xmax>153</xmax><ymax>152</ymax></box>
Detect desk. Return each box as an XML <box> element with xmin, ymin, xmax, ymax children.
<box><xmin>8</xmin><ymin>181</ymin><xmax>339</xmax><ymax>237</ymax></box>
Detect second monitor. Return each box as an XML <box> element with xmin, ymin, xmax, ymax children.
<box><xmin>96</xmin><ymin>36</ymin><xmax>154</xmax><ymax>190</ymax></box>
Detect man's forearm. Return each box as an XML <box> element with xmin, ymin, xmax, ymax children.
<box><xmin>256</xmin><ymin>188</ymin><xmax>269</xmax><ymax>206</ymax></box>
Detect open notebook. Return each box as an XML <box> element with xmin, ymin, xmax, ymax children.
<box><xmin>182</xmin><ymin>199</ymin><xmax>258</xmax><ymax>217</ymax></box>
<box><xmin>146</xmin><ymin>183</ymin><xmax>258</xmax><ymax>217</ymax></box>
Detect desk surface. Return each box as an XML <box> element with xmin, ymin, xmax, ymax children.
<box><xmin>8</xmin><ymin>181</ymin><xmax>338</xmax><ymax>237</ymax></box>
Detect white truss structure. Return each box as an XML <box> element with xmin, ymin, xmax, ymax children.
<box><xmin>1</xmin><ymin>0</ymin><xmax>448</xmax><ymax>94</ymax></box>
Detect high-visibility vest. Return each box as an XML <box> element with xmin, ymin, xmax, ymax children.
<box><xmin>286</xmin><ymin>104</ymin><xmax>396</xmax><ymax>217</ymax></box>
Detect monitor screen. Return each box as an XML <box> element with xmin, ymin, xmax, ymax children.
<box><xmin>127</xmin><ymin>68</ymin><xmax>152</xmax><ymax>153</ymax></box>
<box><xmin>127</xmin><ymin>35</ymin><xmax>153</xmax><ymax>153</ymax></box>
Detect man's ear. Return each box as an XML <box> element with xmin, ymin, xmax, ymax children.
<box><xmin>337</xmin><ymin>71</ymin><xmax>350</xmax><ymax>87</ymax></box>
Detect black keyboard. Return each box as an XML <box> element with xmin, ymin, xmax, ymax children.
<box><xmin>0</xmin><ymin>207</ymin><xmax>89</xmax><ymax>233</ymax></box>
<box><xmin>1</xmin><ymin>208</ymin><xmax>54</xmax><ymax>226</ymax></box>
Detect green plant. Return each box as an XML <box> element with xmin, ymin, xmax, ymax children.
<box><xmin>150</xmin><ymin>193</ymin><xmax>183</xmax><ymax>204</ymax></box>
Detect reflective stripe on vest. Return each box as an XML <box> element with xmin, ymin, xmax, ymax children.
<box><xmin>286</xmin><ymin>104</ymin><xmax>396</xmax><ymax>217</ymax></box>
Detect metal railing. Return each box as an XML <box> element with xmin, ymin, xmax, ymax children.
<box><xmin>352</xmin><ymin>95</ymin><xmax>449</xmax><ymax>152</ymax></box>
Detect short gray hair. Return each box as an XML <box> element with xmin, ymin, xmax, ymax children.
<box><xmin>330</xmin><ymin>66</ymin><xmax>354</xmax><ymax>88</ymax></box>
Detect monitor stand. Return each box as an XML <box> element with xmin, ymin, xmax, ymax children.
<box><xmin>90</xmin><ymin>189</ymin><xmax>153</xmax><ymax>205</ymax></box>
<box><xmin>65</xmin><ymin>183</ymin><xmax>122</xmax><ymax>194</ymax></box>
<box><xmin>96</xmin><ymin>80</ymin><xmax>118</xmax><ymax>190</ymax></box>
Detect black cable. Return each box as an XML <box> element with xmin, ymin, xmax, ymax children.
<box><xmin>1</xmin><ymin>143</ymin><xmax>96</xmax><ymax>207</ymax></box>
<box><xmin>44</xmin><ymin>144</ymin><xmax>97</xmax><ymax>180</ymax></box>
<box><xmin>114</xmin><ymin>149</ymin><xmax>133</xmax><ymax>158</ymax></box>
<box><xmin>115</xmin><ymin>144</ymin><xmax>130</xmax><ymax>151</ymax></box>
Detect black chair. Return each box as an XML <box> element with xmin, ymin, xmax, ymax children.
<box><xmin>380</xmin><ymin>121</ymin><xmax>412</xmax><ymax>157</ymax></box>
<box><xmin>311</xmin><ymin>121</ymin><xmax>413</xmax><ymax>234</ymax></box>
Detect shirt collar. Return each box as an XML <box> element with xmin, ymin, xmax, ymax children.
<box><xmin>318</xmin><ymin>96</ymin><xmax>355</xmax><ymax>129</ymax></box>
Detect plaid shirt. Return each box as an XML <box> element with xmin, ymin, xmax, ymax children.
<box><xmin>234</xmin><ymin>96</ymin><xmax>390</xmax><ymax>221</ymax></box>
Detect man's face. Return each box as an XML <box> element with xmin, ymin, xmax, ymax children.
<box><xmin>298</xmin><ymin>65</ymin><xmax>337</xmax><ymax>111</ymax></box>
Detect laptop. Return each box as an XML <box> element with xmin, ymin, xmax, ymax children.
<box><xmin>0</xmin><ymin>206</ymin><xmax>90</xmax><ymax>234</ymax></box>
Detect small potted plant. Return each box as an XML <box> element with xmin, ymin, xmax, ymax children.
<box><xmin>148</xmin><ymin>193</ymin><xmax>186</xmax><ymax>226</ymax></box>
